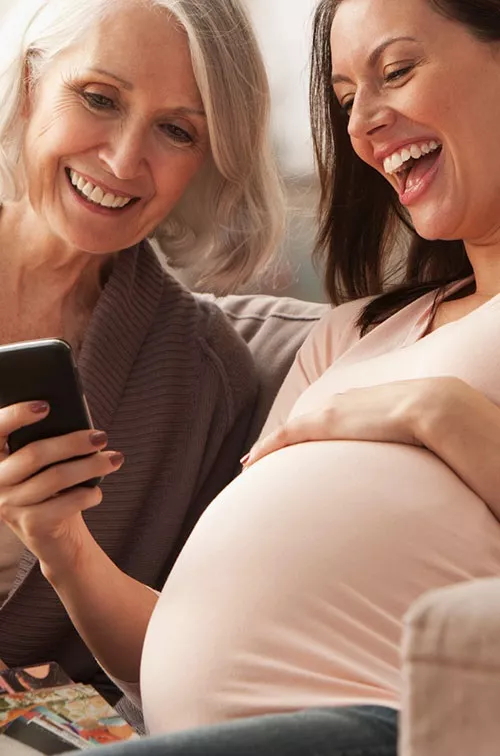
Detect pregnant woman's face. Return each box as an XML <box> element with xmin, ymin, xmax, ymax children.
<box><xmin>330</xmin><ymin>0</ymin><xmax>500</xmax><ymax>248</ymax></box>
<box><xmin>21</xmin><ymin>1</ymin><xmax>209</xmax><ymax>256</ymax></box>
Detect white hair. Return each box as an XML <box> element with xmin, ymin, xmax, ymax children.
<box><xmin>0</xmin><ymin>0</ymin><xmax>285</xmax><ymax>291</ymax></box>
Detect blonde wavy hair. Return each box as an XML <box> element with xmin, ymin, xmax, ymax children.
<box><xmin>0</xmin><ymin>0</ymin><xmax>284</xmax><ymax>292</ymax></box>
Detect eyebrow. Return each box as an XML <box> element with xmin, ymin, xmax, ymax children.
<box><xmin>89</xmin><ymin>67</ymin><xmax>134</xmax><ymax>90</ymax></box>
<box><xmin>331</xmin><ymin>35</ymin><xmax>418</xmax><ymax>86</ymax></box>
<box><xmin>88</xmin><ymin>67</ymin><xmax>207</xmax><ymax>117</ymax></box>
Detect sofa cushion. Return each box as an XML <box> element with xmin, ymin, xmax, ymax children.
<box><xmin>401</xmin><ymin>577</ymin><xmax>500</xmax><ymax>756</ymax></box>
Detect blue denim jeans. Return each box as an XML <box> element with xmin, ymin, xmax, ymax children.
<box><xmin>78</xmin><ymin>705</ymin><xmax>398</xmax><ymax>756</ymax></box>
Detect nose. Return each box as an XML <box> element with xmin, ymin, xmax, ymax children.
<box><xmin>347</xmin><ymin>89</ymin><xmax>395</xmax><ymax>141</ymax></box>
<box><xmin>99</xmin><ymin>122</ymin><xmax>148</xmax><ymax>180</ymax></box>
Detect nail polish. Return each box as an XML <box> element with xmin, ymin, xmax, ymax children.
<box><xmin>30</xmin><ymin>401</ymin><xmax>50</xmax><ymax>414</ymax></box>
<box><xmin>90</xmin><ymin>431</ymin><xmax>108</xmax><ymax>447</ymax></box>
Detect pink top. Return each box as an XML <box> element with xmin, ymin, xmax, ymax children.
<box><xmin>139</xmin><ymin>282</ymin><xmax>500</xmax><ymax>734</ymax></box>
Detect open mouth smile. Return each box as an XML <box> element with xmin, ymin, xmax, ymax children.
<box><xmin>65</xmin><ymin>168</ymin><xmax>140</xmax><ymax>211</ymax></box>
<box><xmin>382</xmin><ymin>139</ymin><xmax>443</xmax><ymax>201</ymax></box>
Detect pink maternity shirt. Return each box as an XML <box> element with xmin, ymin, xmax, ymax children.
<box><xmin>139</xmin><ymin>280</ymin><xmax>500</xmax><ymax>734</ymax></box>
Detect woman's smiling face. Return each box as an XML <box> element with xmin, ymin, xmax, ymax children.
<box><xmin>330</xmin><ymin>0</ymin><xmax>500</xmax><ymax>245</ymax></box>
<box><xmin>21</xmin><ymin>1</ymin><xmax>209</xmax><ymax>255</ymax></box>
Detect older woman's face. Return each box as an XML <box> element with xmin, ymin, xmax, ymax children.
<box><xmin>22</xmin><ymin>2</ymin><xmax>209</xmax><ymax>254</ymax></box>
<box><xmin>330</xmin><ymin>0</ymin><xmax>500</xmax><ymax>246</ymax></box>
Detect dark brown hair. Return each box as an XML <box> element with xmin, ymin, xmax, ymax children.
<box><xmin>310</xmin><ymin>0</ymin><xmax>500</xmax><ymax>334</ymax></box>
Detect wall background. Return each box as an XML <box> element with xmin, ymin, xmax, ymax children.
<box><xmin>247</xmin><ymin>0</ymin><xmax>323</xmax><ymax>301</ymax></box>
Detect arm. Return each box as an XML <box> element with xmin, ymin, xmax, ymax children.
<box><xmin>43</xmin><ymin>530</ymin><xmax>158</xmax><ymax>685</ymax></box>
<box><xmin>258</xmin><ymin>299</ymin><xmax>364</xmax><ymax>439</ymax></box>
<box><xmin>0</xmin><ymin>402</ymin><xmax>156</xmax><ymax>686</ymax></box>
<box><xmin>246</xmin><ymin>375</ymin><xmax>500</xmax><ymax>518</ymax></box>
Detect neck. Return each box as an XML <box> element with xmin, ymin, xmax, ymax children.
<box><xmin>464</xmin><ymin>234</ymin><xmax>500</xmax><ymax>300</ymax></box>
<box><xmin>0</xmin><ymin>200</ymin><xmax>111</xmax><ymax>305</ymax></box>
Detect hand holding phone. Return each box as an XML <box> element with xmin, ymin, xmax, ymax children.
<box><xmin>0</xmin><ymin>339</ymin><xmax>100</xmax><ymax>480</ymax></box>
<box><xmin>0</xmin><ymin>340</ymin><xmax>125</xmax><ymax>575</ymax></box>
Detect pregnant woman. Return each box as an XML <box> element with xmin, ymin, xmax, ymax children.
<box><xmin>4</xmin><ymin>0</ymin><xmax>500</xmax><ymax>754</ymax></box>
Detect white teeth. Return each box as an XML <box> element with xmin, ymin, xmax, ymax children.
<box><xmin>383</xmin><ymin>140</ymin><xmax>441</xmax><ymax>175</ymax></box>
<box><xmin>89</xmin><ymin>186</ymin><xmax>104</xmax><ymax>203</ymax></box>
<box><xmin>68</xmin><ymin>169</ymin><xmax>134</xmax><ymax>209</ymax></box>
<box><xmin>81</xmin><ymin>182</ymin><xmax>94</xmax><ymax>199</ymax></box>
<box><xmin>391</xmin><ymin>154</ymin><xmax>403</xmax><ymax>171</ymax></box>
<box><xmin>101</xmin><ymin>193</ymin><xmax>115</xmax><ymax>208</ymax></box>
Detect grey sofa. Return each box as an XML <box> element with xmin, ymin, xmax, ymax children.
<box><xmin>214</xmin><ymin>292</ymin><xmax>500</xmax><ymax>756</ymax></box>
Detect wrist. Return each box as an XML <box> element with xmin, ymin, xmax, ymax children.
<box><xmin>411</xmin><ymin>378</ymin><xmax>460</xmax><ymax>451</ymax></box>
<box><xmin>39</xmin><ymin>521</ymin><xmax>98</xmax><ymax>587</ymax></box>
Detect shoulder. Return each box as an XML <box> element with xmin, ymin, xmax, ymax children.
<box><xmin>198</xmin><ymin>293</ymin><xmax>327</xmax><ymax>434</ymax></box>
<box><xmin>135</xmin><ymin>250</ymin><xmax>257</xmax><ymax>428</ymax></box>
<box><xmin>295</xmin><ymin>296</ymin><xmax>373</xmax><ymax>380</ymax></box>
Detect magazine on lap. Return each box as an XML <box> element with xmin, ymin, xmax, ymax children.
<box><xmin>0</xmin><ymin>663</ymin><xmax>138</xmax><ymax>753</ymax></box>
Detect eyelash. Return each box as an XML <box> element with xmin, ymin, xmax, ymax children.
<box><xmin>82</xmin><ymin>91</ymin><xmax>195</xmax><ymax>145</ymax></box>
<box><xmin>340</xmin><ymin>64</ymin><xmax>414</xmax><ymax>118</ymax></box>
<box><xmin>384</xmin><ymin>64</ymin><xmax>414</xmax><ymax>83</ymax></box>
<box><xmin>159</xmin><ymin>124</ymin><xmax>194</xmax><ymax>145</ymax></box>
<box><xmin>83</xmin><ymin>91</ymin><xmax>115</xmax><ymax>111</ymax></box>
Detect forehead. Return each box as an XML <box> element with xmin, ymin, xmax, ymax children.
<box><xmin>58</xmin><ymin>2</ymin><xmax>203</xmax><ymax>107</ymax></box>
<box><xmin>330</xmin><ymin>0</ymin><xmax>441</xmax><ymax>68</ymax></box>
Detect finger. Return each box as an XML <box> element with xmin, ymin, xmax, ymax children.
<box><xmin>0</xmin><ymin>429</ymin><xmax>109</xmax><ymax>487</ymax></box>
<box><xmin>246</xmin><ymin>412</ymin><xmax>329</xmax><ymax>466</ymax></box>
<box><xmin>17</xmin><ymin>450</ymin><xmax>124</xmax><ymax>505</ymax></box>
<box><xmin>1</xmin><ymin>485</ymin><xmax>104</xmax><ymax>539</ymax></box>
<box><xmin>42</xmin><ymin>483</ymin><xmax>104</xmax><ymax>520</ymax></box>
<box><xmin>0</xmin><ymin>401</ymin><xmax>50</xmax><ymax>450</ymax></box>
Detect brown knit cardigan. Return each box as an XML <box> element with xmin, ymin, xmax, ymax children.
<box><xmin>0</xmin><ymin>241</ymin><xmax>257</xmax><ymax>708</ymax></box>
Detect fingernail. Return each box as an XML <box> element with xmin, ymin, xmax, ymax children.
<box><xmin>109</xmin><ymin>452</ymin><xmax>124</xmax><ymax>468</ymax></box>
<box><xmin>240</xmin><ymin>452</ymin><xmax>250</xmax><ymax>467</ymax></box>
<box><xmin>30</xmin><ymin>401</ymin><xmax>49</xmax><ymax>414</ymax></box>
<box><xmin>89</xmin><ymin>431</ymin><xmax>108</xmax><ymax>448</ymax></box>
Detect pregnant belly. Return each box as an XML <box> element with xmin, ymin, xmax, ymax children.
<box><xmin>142</xmin><ymin>441</ymin><xmax>500</xmax><ymax>734</ymax></box>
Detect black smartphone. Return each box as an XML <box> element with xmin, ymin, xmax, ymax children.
<box><xmin>0</xmin><ymin>338</ymin><xmax>100</xmax><ymax>487</ymax></box>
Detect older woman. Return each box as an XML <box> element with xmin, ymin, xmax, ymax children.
<box><xmin>59</xmin><ymin>0</ymin><xmax>500</xmax><ymax>753</ymax></box>
<box><xmin>0</xmin><ymin>0</ymin><xmax>283</xmax><ymax>722</ymax></box>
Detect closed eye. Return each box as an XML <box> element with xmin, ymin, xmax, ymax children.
<box><xmin>340</xmin><ymin>98</ymin><xmax>354</xmax><ymax>118</ymax></box>
<box><xmin>83</xmin><ymin>91</ymin><xmax>116</xmax><ymax>110</ymax></box>
<box><xmin>384</xmin><ymin>65</ymin><xmax>413</xmax><ymax>83</ymax></box>
<box><xmin>160</xmin><ymin>123</ymin><xmax>194</xmax><ymax>145</ymax></box>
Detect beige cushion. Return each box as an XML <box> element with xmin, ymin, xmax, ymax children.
<box><xmin>401</xmin><ymin>577</ymin><xmax>500</xmax><ymax>756</ymax></box>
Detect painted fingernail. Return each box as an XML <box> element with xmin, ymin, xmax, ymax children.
<box><xmin>109</xmin><ymin>452</ymin><xmax>124</xmax><ymax>468</ymax></box>
<box><xmin>30</xmin><ymin>401</ymin><xmax>49</xmax><ymax>414</ymax></box>
<box><xmin>89</xmin><ymin>431</ymin><xmax>108</xmax><ymax>447</ymax></box>
<box><xmin>240</xmin><ymin>452</ymin><xmax>250</xmax><ymax>467</ymax></box>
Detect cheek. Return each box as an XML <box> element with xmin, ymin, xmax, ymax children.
<box><xmin>155</xmin><ymin>152</ymin><xmax>206</xmax><ymax>201</ymax></box>
<box><xmin>350</xmin><ymin>137</ymin><xmax>376</xmax><ymax>171</ymax></box>
<box><xmin>26</xmin><ymin>106</ymin><xmax>106</xmax><ymax>164</ymax></box>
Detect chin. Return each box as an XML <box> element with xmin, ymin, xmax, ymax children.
<box><xmin>410</xmin><ymin>211</ymin><xmax>461</xmax><ymax>243</ymax></box>
<box><xmin>64</xmin><ymin>229</ymin><xmax>136</xmax><ymax>255</ymax></box>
